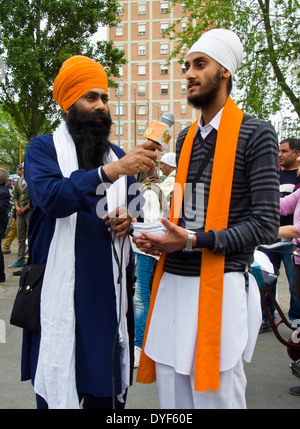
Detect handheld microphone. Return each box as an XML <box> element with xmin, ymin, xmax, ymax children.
<box><xmin>143</xmin><ymin>112</ymin><xmax>175</xmax><ymax>150</ymax></box>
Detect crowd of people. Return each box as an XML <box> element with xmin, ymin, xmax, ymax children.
<box><xmin>1</xmin><ymin>27</ymin><xmax>299</xmax><ymax>409</ymax></box>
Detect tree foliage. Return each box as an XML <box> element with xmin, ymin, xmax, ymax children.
<box><xmin>0</xmin><ymin>0</ymin><xmax>126</xmax><ymax>144</ymax></box>
<box><xmin>167</xmin><ymin>0</ymin><xmax>300</xmax><ymax>126</ymax></box>
<box><xmin>0</xmin><ymin>108</ymin><xmax>26</xmax><ymax>170</ymax></box>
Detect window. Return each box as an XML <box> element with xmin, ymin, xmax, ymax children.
<box><xmin>138</xmin><ymin>24</ymin><xmax>146</xmax><ymax>35</ymax></box>
<box><xmin>138</xmin><ymin>84</ymin><xmax>146</xmax><ymax>96</ymax></box>
<box><xmin>138</xmin><ymin>124</ymin><xmax>146</xmax><ymax>135</ymax></box>
<box><xmin>160</xmin><ymin>2</ymin><xmax>169</xmax><ymax>13</ymax></box>
<box><xmin>138</xmin><ymin>65</ymin><xmax>146</xmax><ymax>75</ymax></box>
<box><xmin>138</xmin><ymin>44</ymin><xmax>146</xmax><ymax>55</ymax></box>
<box><xmin>116</xmin><ymin>124</ymin><xmax>123</xmax><ymax>135</ymax></box>
<box><xmin>160</xmin><ymin>44</ymin><xmax>169</xmax><ymax>55</ymax></box>
<box><xmin>137</xmin><ymin>104</ymin><xmax>147</xmax><ymax>115</ymax></box>
<box><xmin>116</xmin><ymin>25</ymin><xmax>123</xmax><ymax>37</ymax></box>
<box><xmin>116</xmin><ymin>105</ymin><xmax>124</xmax><ymax>116</ymax></box>
<box><xmin>182</xmin><ymin>22</ymin><xmax>187</xmax><ymax>32</ymax></box>
<box><xmin>119</xmin><ymin>66</ymin><xmax>123</xmax><ymax>76</ymax></box>
<box><xmin>181</xmin><ymin>82</ymin><xmax>186</xmax><ymax>94</ymax></box>
<box><xmin>160</xmin><ymin>84</ymin><xmax>168</xmax><ymax>95</ymax></box>
<box><xmin>161</xmin><ymin>23</ymin><xmax>168</xmax><ymax>34</ymax></box>
<box><xmin>161</xmin><ymin>104</ymin><xmax>169</xmax><ymax>114</ymax></box>
<box><xmin>116</xmin><ymin>85</ymin><xmax>123</xmax><ymax>97</ymax></box>
<box><xmin>181</xmin><ymin>103</ymin><xmax>186</xmax><ymax>114</ymax></box>
<box><xmin>138</xmin><ymin>4</ymin><xmax>146</xmax><ymax>14</ymax></box>
<box><xmin>160</xmin><ymin>64</ymin><xmax>168</xmax><ymax>75</ymax></box>
<box><xmin>181</xmin><ymin>64</ymin><xmax>186</xmax><ymax>74</ymax></box>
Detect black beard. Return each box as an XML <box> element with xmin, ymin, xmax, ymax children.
<box><xmin>66</xmin><ymin>105</ymin><xmax>113</xmax><ymax>171</ymax></box>
<box><xmin>187</xmin><ymin>69</ymin><xmax>222</xmax><ymax>110</ymax></box>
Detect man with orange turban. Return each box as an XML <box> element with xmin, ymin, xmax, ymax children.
<box><xmin>20</xmin><ymin>55</ymin><xmax>161</xmax><ymax>409</ymax></box>
<box><xmin>134</xmin><ymin>29</ymin><xmax>280</xmax><ymax>409</ymax></box>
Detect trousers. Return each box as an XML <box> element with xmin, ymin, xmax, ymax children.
<box><xmin>16</xmin><ymin>211</ymin><xmax>31</xmax><ymax>264</ymax></box>
<box><xmin>133</xmin><ymin>253</ymin><xmax>156</xmax><ymax>348</ymax></box>
<box><xmin>2</xmin><ymin>217</ymin><xmax>16</xmax><ymax>252</ymax></box>
<box><xmin>36</xmin><ymin>392</ymin><xmax>127</xmax><ymax>409</ymax></box>
<box><xmin>155</xmin><ymin>358</ymin><xmax>247</xmax><ymax>409</ymax></box>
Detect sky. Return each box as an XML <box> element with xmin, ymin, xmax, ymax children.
<box><xmin>93</xmin><ymin>26</ymin><xmax>108</xmax><ymax>42</ymax></box>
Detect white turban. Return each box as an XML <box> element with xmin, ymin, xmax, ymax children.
<box><xmin>187</xmin><ymin>28</ymin><xmax>243</xmax><ymax>77</ymax></box>
<box><xmin>161</xmin><ymin>152</ymin><xmax>176</xmax><ymax>167</ymax></box>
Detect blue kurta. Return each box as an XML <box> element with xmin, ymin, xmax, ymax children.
<box><xmin>21</xmin><ymin>134</ymin><xmax>135</xmax><ymax>398</ymax></box>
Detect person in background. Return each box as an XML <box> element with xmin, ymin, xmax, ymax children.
<box><xmin>132</xmin><ymin>168</ymin><xmax>173</xmax><ymax>368</ymax></box>
<box><xmin>260</xmin><ymin>138</ymin><xmax>300</xmax><ymax>333</ymax></box>
<box><xmin>0</xmin><ymin>168</ymin><xmax>11</xmax><ymax>281</ymax></box>
<box><xmin>2</xmin><ymin>165</ymin><xmax>23</xmax><ymax>255</ymax></box>
<box><xmin>159</xmin><ymin>152</ymin><xmax>176</xmax><ymax>204</ymax></box>
<box><xmin>277</xmin><ymin>181</ymin><xmax>300</xmax><ymax>397</ymax></box>
<box><xmin>8</xmin><ymin>163</ymin><xmax>31</xmax><ymax>269</ymax></box>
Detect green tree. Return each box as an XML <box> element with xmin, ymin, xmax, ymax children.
<box><xmin>0</xmin><ymin>0</ymin><xmax>126</xmax><ymax>143</ymax></box>
<box><xmin>167</xmin><ymin>0</ymin><xmax>300</xmax><ymax>125</ymax></box>
<box><xmin>0</xmin><ymin>108</ymin><xmax>26</xmax><ymax>170</ymax></box>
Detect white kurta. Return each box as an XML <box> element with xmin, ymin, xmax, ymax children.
<box><xmin>144</xmin><ymin>271</ymin><xmax>262</xmax><ymax>374</ymax></box>
<box><xmin>160</xmin><ymin>170</ymin><xmax>176</xmax><ymax>201</ymax></box>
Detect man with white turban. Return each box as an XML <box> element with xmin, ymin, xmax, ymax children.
<box><xmin>134</xmin><ymin>29</ymin><xmax>280</xmax><ymax>408</ymax></box>
<box><xmin>159</xmin><ymin>152</ymin><xmax>176</xmax><ymax>203</ymax></box>
<box><xmin>20</xmin><ymin>55</ymin><xmax>162</xmax><ymax>409</ymax></box>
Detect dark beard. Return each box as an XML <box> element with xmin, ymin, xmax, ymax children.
<box><xmin>66</xmin><ymin>105</ymin><xmax>112</xmax><ymax>171</ymax></box>
<box><xmin>187</xmin><ymin>69</ymin><xmax>222</xmax><ymax>110</ymax></box>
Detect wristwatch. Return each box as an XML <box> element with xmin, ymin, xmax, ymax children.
<box><xmin>184</xmin><ymin>231</ymin><xmax>195</xmax><ymax>252</ymax></box>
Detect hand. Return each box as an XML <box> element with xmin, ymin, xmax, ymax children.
<box><xmin>16</xmin><ymin>206</ymin><xmax>24</xmax><ymax>216</ymax></box>
<box><xmin>143</xmin><ymin>171</ymin><xmax>159</xmax><ymax>183</ymax></box>
<box><xmin>102</xmin><ymin>141</ymin><xmax>163</xmax><ymax>182</ymax></box>
<box><xmin>102</xmin><ymin>206</ymin><xmax>133</xmax><ymax>237</ymax></box>
<box><xmin>133</xmin><ymin>218</ymin><xmax>191</xmax><ymax>255</ymax></box>
<box><xmin>278</xmin><ymin>224</ymin><xmax>300</xmax><ymax>239</ymax></box>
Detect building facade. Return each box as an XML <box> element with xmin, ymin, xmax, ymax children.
<box><xmin>108</xmin><ymin>0</ymin><xmax>197</xmax><ymax>152</ymax></box>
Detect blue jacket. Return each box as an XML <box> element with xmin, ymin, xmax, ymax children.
<box><xmin>22</xmin><ymin>133</ymin><xmax>135</xmax><ymax>399</ymax></box>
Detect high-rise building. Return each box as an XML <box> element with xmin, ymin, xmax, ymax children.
<box><xmin>108</xmin><ymin>0</ymin><xmax>197</xmax><ymax>152</ymax></box>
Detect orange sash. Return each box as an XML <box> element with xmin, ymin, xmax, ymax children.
<box><xmin>136</xmin><ymin>96</ymin><xmax>243</xmax><ymax>391</ymax></box>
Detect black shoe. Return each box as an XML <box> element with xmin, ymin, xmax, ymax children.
<box><xmin>12</xmin><ymin>269</ymin><xmax>23</xmax><ymax>276</ymax></box>
<box><xmin>289</xmin><ymin>386</ymin><xmax>300</xmax><ymax>396</ymax></box>
<box><xmin>0</xmin><ymin>277</ymin><xmax>5</xmax><ymax>282</ymax></box>
<box><xmin>2</xmin><ymin>250</ymin><xmax>11</xmax><ymax>255</ymax></box>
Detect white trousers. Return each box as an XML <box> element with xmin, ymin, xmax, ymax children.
<box><xmin>155</xmin><ymin>358</ymin><xmax>247</xmax><ymax>409</ymax></box>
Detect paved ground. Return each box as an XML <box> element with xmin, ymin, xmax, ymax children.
<box><xmin>0</xmin><ymin>240</ymin><xmax>300</xmax><ymax>409</ymax></box>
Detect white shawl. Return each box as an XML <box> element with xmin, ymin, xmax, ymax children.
<box><xmin>34</xmin><ymin>121</ymin><xmax>130</xmax><ymax>408</ymax></box>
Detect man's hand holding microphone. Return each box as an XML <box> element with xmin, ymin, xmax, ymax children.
<box><xmin>102</xmin><ymin>112</ymin><xmax>175</xmax><ymax>183</ymax></box>
<box><xmin>102</xmin><ymin>140</ymin><xmax>162</xmax><ymax>182</ymax></box>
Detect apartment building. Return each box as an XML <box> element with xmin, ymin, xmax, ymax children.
<box><xmin>108</xmin><ymin>0</ymin><xmax>197</xmax><ymax>152</ymax></box>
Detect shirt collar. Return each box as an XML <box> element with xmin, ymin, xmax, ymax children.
<box><xmin>196</xmin><ymin>108</ymin><xmax>224</xmax><ymax>139</ymax></box>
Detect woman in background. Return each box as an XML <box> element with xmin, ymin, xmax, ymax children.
<box><xmin>0</xmin><ymin>168</ymin><xmax>11</xmax><ymax>282</ymax></box>
<box><xmin>279</xmin><ymin>186</ymin><xmax>300</xmax><ymax>397</ymax></box>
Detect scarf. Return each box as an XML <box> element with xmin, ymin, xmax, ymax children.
<box><xmin>137</xmin><ymin>96</ymin><xmax>243</xmax><ymax>391</ymax></box>
<box><xmin>34</xmin><ymin>121</ymin><xmax>130</xmax><ymax>408</ymax></box>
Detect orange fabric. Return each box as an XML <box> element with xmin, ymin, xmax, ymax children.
<box><xmin>136</xmin><ymin>96</ymin><xmax>243</xmax><ymax>391</ymax></box>
<box><xmin>53</xmin><ymin>55</ymin><xmax>108</xmax><ymax>112</ymax></box>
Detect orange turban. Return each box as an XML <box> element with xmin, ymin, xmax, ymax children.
<box><xmin>53</xmin><ymin>55</ymin><xmax>108</xmax><ymax>112</ymax></box>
